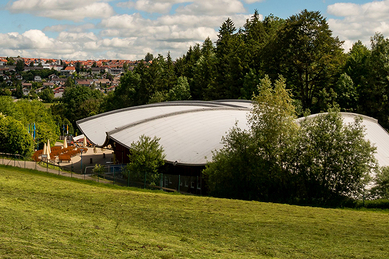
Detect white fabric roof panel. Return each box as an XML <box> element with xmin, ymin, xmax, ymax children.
<box><xmin>77</xmin><ymin>101</ymin><xmax>389</xmax><ymax>167</ymax></box>
<box><xmin>109</xmin><ymin>108</ymin><xmax>250</xmax><ymax>165</ymax></box>
<box><xmin>77</xmin><ymin>101</ymin><xmax>250</xmax><ymax>147</ymax></box>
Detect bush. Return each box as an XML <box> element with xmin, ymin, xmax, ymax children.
<box><xmin>124</xmin><ymin>135</ymin><xmax>165</xmax><ymax>186</ymax></box>
<box><xmin>0</xmin><ymin>115</ymin><xmax>34</xmax><ymax>157</ymax></box>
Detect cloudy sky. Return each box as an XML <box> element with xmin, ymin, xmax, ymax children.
<box><xmin>0</xmin><ymin>0</ymin><xmax>388</xmax><ymax>60</ymax></box>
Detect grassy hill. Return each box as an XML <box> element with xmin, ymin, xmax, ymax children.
<box><xmin>0</xmin><ymin>165</ymin><xmax>388</xmax><ymax>259</ymax></box>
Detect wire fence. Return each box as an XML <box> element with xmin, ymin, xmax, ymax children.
<box><xmin>0</xmin><ymin>152</ymin><xmax>204</xmax><ymax>195</ymax></box>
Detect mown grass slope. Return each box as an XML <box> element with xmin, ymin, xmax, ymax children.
<box><xmin>0</xmin><ymin>165</ymin><xmax>388</xmax><ymax>258</ymax></box>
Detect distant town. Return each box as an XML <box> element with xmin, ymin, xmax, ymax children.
<box><xmin>0</xmin><ymin>56</ymin><xmax>148</xmax><ymax>99</ymax></box>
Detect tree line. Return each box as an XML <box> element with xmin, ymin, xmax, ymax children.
<box><xmin>0</xmin><ymin>96</ymin><xmax>59</xmax><ymax>157</ymax></box>
<box><xmin>52</xmin><ymin>9</ymin><xmax>389</xmax><ymax>132</ymax></box>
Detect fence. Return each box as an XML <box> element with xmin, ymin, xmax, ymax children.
<box><xmin>0</xmin><ymin>152</ymin><xmax>204</xmax><ymax>195</ymax></box>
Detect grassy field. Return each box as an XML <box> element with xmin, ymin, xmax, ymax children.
<box><xmin>0</xmin><ymin>165</ymin><xmax>388</xmax><ymax>259</ymax></box>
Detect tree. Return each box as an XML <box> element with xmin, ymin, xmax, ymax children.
<box><xmin>62</xmin><ymin>85</ymin><xmax>103</xmax><ymax>123</ymax></box>
<box><xmin>358</xmin><ymin>33</ymin><xmax>389</xmax><ymax>128</ymax></box>
<box><xmin>191</xmin><ymin>38</ymin><xmax>217</xmax><ymax>100</ymax></box>
<box><xmin>39</xmin><ymin>88</ymin><xmax>54</xmax><ymax>103</ymax></box>
<box><xmin>0</xmin><ymin>115</ymin><xmax>34</xmax><ymax>157</ymax></box>
<box><xmin>6</xmin><ymin>57</ymin><xmax>15</xmax><ymax>66</ymax></box>
<box><xmin>264</xmin><ymin>10</ymin><xmax>345</xmax><ymax>112</ymax></box>
<box><xmin>334</xmin><ymin>73</ymin><xmax>358</xmax><ymax>111</ymax></box>
<box><xmin>75</xmin><ymin>61</ymin><xmax>82</xmax><ymax>73</ymax></box>
<box><xmin>15</xmin><ymin>59</ymin><xmax>25</xmax><ymax>73</ymax></box>
<box><xmin>110</xmin><ymin>70</ymin><xmax>142</xmax><ymax>109</ymax></box>
<box><xmin>124</xmin><ymin>135</ymin><xmax>165</xmax><ymax>186</ymax></box>
<box><xmin>295</xmin><ymin>110</ymin><xmax>377</xmax><ymax>203</ymax></box>
<box><xmin>168</xmin><ymin>76</ymin><xmax>191</xmax><ymax>101</ymax></box>
<box><xmin>214</xmin><ymin>18</ymin><xmax>245</xmax><ymax>99</ymax></box>
<box><xmin>369</xmin><ymin>167</ymin><xmax>389</xmax><ymax>199</ymax></box>
<box><xmin>204</xmin><ymin>75</ymin><xmax>376</xmax><ymax>205</ymax></box>
<box><xmin>145</xmin><ymin>53</ymin><xmax>154</xmax><ymax>62</ymax></box>
<box><xmin>204</xmin><ymin>75</ymin><xmax>298</xmax><ymax>201</ymax></box>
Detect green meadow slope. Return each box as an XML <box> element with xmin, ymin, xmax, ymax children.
<box><xmin>0</xmin><ymin>165</ymin><xmax>388</xmax><ymax>259</ymax></box>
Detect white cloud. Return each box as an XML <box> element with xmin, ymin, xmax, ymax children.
<box><xmin>44</xmin><ymin>24</ymin><xmax>95</xmax><ymax>33</ymax></box>
<box><xmin>243</xmin><ymin>0</ymin><xmax>265</xmax><ymax>3</ymax></box>
<box><xmin>176</xmin><ymin>0</ymin><xmax>246</xmax><ymax>15</ymax></box>
<box><xmin>157</xmin><ymin>14</ymin><xmax>250</xmax><ymax>28</ymax></box>
<box><xmin>327</xmin><ymin>0</ymin><xmax>389</xmax><ymax>50</ymax></box>
<box><xmin>7</xmin><ymin>0</ymin><xmax>115</xmax><ymax>22</ymax></box>
<box><xmin>99</xmin><ymin>13</ymin><xmax>149</xmax><ymax>30</ymax></box>
<box><xmin>118</xmin><ymin>0</ymin><xmax>246</xmax><ymax>15</ymax></box>
<box><xmin>2</xmin><ymin>0</ymin><xmax>260</xmax><ymax>59</ymax></box>
<box><xmin>58</xmin><ymin>32</ymin><xmax>99</xmax><ymax>42</ymax></box>
<box><xmin>0</xmin><ymin>30</ymin><xmax>55</xmax><ymax>50</ymax></box>
<box><xmin>117</xmin><ymin>0</ymin><xmax>188</xmax><ymax>13</ymax></box>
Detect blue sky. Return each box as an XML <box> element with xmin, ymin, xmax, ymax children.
<box><xmin>0</xmin><ymin>0</ymin><xmax>386</xmax><ymax>60</ymax></box>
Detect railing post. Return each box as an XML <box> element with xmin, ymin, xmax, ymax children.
<box><xmin>178</xmin><ymin>175</ymin><xmax>181</xmax><ymax>193</ymax></box>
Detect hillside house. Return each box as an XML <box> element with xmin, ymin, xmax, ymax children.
<box><xmin>34</xmin><ymin>75</ymin><xmax>42</xmax><ymax>82</ymax></box>
<box><xmin>90</xmin><ymin>67</ymin><xmax>101</xmax><ymax>76</ymax></box>
<box><xmin>43</xmin><ymin>82</ymin><xmax>55</xmax><ymax>89</ymax></box>
<box><xmin>61</xmin><ymin>66</ymin><xmax>76</xmax><ymax>76</ymax></box>
<box><xmin>22</xmin><ymin>87</ymin><xmax>30</xmax><ymax>96</ymax></box>
<box><xmin>109</xmin><ymin>67</ymin><xmax>123</xmax><ymax>75</ymax></box>
<box><xmin>22</xmin><ymin>82</ymin><xmax>32</xmax><ymax>89</ymax></box>
<box><xmin>35</xmin><ymin>87</ymin><xmax>45</xmax><ymax>94</ymax></box>
<box><xmin>53</xmin><ymin>86</ymin><xmax>65</xmax><ymax>98</ymax></box>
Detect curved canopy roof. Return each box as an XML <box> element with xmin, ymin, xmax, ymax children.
<box><xmin>77</xmin><ymin>101</ymin><xmax>389</xmax><ymax>167</ymax></box>
<box><xmin>77</xmin><ymin>100</ymin><xmax>252</xmax><ymax>165</ymax></box>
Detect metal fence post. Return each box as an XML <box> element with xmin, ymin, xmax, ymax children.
<box><xmin>178</xmin><ymin>175</ymin><xmax>181</xmax><ymax>193</ymax></box>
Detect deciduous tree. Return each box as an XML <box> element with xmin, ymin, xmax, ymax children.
<box><xmin>124</xmin><ymin>135</ymin><xmax>165</xmax><ymax>186</ymax></box>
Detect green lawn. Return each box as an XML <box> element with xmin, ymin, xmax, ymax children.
<box><xmin>0</xmin><ymin>165</ymin><xmax>388</xmax><ymax>259</ymax></box>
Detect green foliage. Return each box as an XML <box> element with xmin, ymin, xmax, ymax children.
<box><xmin>370</xmin><ymin>166</ymin><xmax>389</xmax><ymax>199</ymax></box>
<box><xmin>124</xmin><ymin>135</ymin><xmax>166</xmax><ymax>186</ymax></box>
<box><xmin>39</xmin><ymin>88</ymin><xmax>54</xmax><ymax>103</ymax></box>
<box><xmin>356</xmin><ymin>199</ymin><xmax>389</xmax><ymax>209</ymax></box>
<box><xmin>61</xmin><ymin>85</ymin><xmax>103</xmax><ymax>123</ymax></box>
<box><xmin>92</xmin><ymin>164</ymin><xmax>105</xmax><ymax>174</ymax></box>
<box><xmin>295</xmin><ymin>110</ymin><xmax>377</xmax><ymax>202</ymax></box>
<box><xmin>334</xmin><ymin>73</ymin><xmax>358</xmax><ymax>111</ymax></box>
<box><xmin>358</xmin><ymin>33</ymin><xmax>389</xmax><ymax>128</ymax></box>
<box><xmin>204</xmin><ymin>76</ymin><xmax>376</xmax><ymax>205</ymax></box>
<box><xmin>0</xmin><ymin>97</ymin><xmax>59</xmax><ymax>149</ymax></box>
<box><xmin>204</xmin><ymin>75</ymin><xmax>298</xmax><ymax>201</ymax></box>
<box><xmin>167</xmin><ymin>76</ymin><xmax>191</xmax><ymax>101</ymax></box>
<box><xmin>15</xmin><ymin>59</ymin><xmax>25</xmax><ymax>73</ymax></box>
<box><xmin>0</xmin><ymin>115</ymin><xmax>34</xmax><ymax>156</ymax></box>
<box><xmin>264</xmin><ymin>10</ymin><xmax>345</xmax><ymax>112</ymax></box>
<box><xmin>144</xmin><ymin>52</ymin><xmax>153</xmax><ymax>62</ymax></box>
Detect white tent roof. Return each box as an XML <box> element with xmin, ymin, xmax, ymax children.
<box><xmin>77</xmin><ymin>100</ymin><xmax>251</xmax><ymax>165</ymax></box>
<box><xmin>77</xmin><ymin>101</ymin><xmax>389</xmax><ymax>167</ymax></box>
